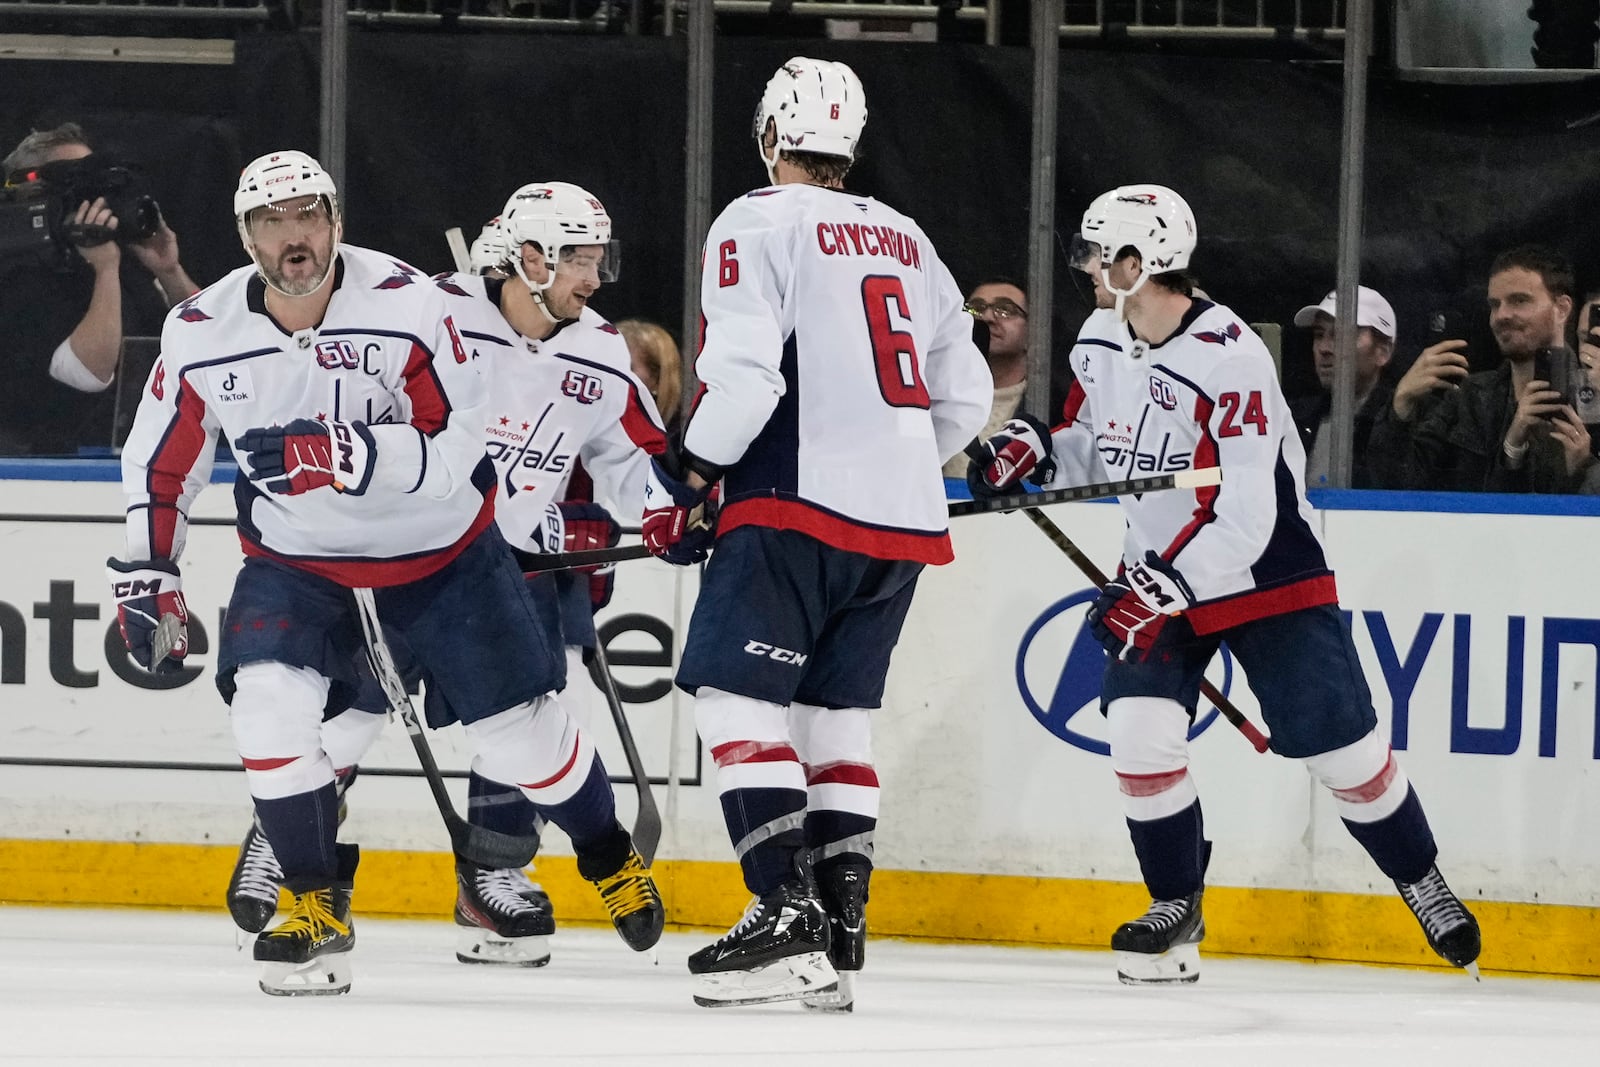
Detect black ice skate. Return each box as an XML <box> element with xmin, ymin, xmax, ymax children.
<box><xmin>578</xmin><ymin>830</ymin><xmax>664</xmax><ymax>952</ymax></box>
<box><xmin>1397</xmin><ymin>864</ymin><xmax>1481</xmax><ymax>977</ymax></box>
<box><xmin>1111</xmin><ymin>888</ymin><xmax>1205</xmax><ymax>985</ymax></box>
<box><xmin>803</xmin><ymin>862</ymin><xmax>869</xmax><ymax>1013</ymax></box>
<box><xmin>689</xmin><ymin>880</ymin><xmax>839</xmax><ymax>1008</ymax></box>
<box><xmin>226</xmin><ymin>767</ymin><xmax>357</xmax><ymax>934</ymax></box>
<box><xmin>454</xmin><ymin>860</ymin><xmax>555</xmax><ymax>967</ymax></box>
<box><xmin>253</xmin><ymin>845</ymin><xmax>358</xmax><ymax>996</ymax></box>
<box><xmin>226</xmin><ymin>819</ymin><xmax>283</xmax><ymax>935</ymax></box>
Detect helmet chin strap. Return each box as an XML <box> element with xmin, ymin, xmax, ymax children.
<box><xmin>512</xmin><ymin>255</ymin><xmax>564</xmax><ymax>326</ymax></box>
<box><xmin>1103</xmin><ymin>264</ymin><xmax>1152</xmax><ymax>322</ymax></box>
<box><xmin>759</xmin><ymin>140</ymin><xmax>780</xmax><ymax>185</ymax></box>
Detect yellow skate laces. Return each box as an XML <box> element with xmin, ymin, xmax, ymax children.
<box><xmin>265</xmin><ymin>888</ymin><xmax>350</xmax><ymax>942</ymax></box>
<box><xmin>593</xmin><ymin>852</ymin><xmax>659</xmax><ymax>921</ymax></box>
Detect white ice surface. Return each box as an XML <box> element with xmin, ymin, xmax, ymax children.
<box><xmin>1</xmin><ymin>907</ymin><xmax>1595</xmax><ymax>1066</ymax></box>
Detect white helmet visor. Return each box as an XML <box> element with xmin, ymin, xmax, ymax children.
<box><xmin>552</xmin><ymin>241</ymin><xmax>621</xmax><ymax>285</ymax></box>
<box><xmin>1068</xmin><ymin>234</ymin><xmax>1104</xmax><ymax>275</ymax></box>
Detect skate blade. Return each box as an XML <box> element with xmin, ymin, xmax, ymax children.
<box><xmin>454</xmin><ymin>928</ymin><xmax>551</xmax><ymax>967</ymax></box>
<box><xmin>1464</xmin><ymin>961</ymin><xmax>1481</xmax><ymax>982</ymax></box>
<box><xmin>258</xmin><ymin>954</ymin><xmax>352</xmax><ymax>996</ymax></box>
<box><xmin>1116</xmin><ymin>943</ymin><xmax>1201</xmax><ymax>985</ymax></box>
<box><xmin>693</xmin><ymin>951</ymin><xmax>838</xmax><ymax>1008</ymax></box>
<box><xmin>801</xmin><ymin>970</ymin><xmax>856</xmax><ymax>1013</ymax></box>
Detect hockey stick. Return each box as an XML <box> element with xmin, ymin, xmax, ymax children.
<box><xmin>1017</xmin><ymin>508</ymin><xmax>1272</xmax><ymax>754</ymax></box>
<box><xmin>947</xmin><ymin>467</ymin><xmax>1222</xmax><ymax>519</ymax></box>
<box><xmin>587</xmin><ymin>641</ymin><xmax>662</xmax><ymax>866</ymax></box>
<box><xmin>350</xmin><ymin>587</ymin><xmax>541</xmax><ymax>867</ymax></box>
<box><xmin>523</xmin><ymin>473</ymin><xmax>1226</xmax><ymax>575</ymax></box>
<box><xmin>149</xmin><ymin>613</ymin><xmax>183</xmax><ymax>670</ymax></box>
<box><xmin>444</xmin><ymin>227</ymin><xmax>471</xmax><ymax>274</ymax></box>
<box><xmin>522</xmin><ymin>543</ymin><xmax>654</xmax><ymax>573</ymax></box>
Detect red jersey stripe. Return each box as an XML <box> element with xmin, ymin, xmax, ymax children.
<box><xmin>719</xmin><ymin>497</ymin><xmax>953</xmax><ymax>565</ymax></box>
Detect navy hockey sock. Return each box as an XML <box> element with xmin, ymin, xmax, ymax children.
<box><xmin>805</xmin><ymin>808</ymin><xmax>875</xmax><ymax>868</ymax></box>
<box><xmin>533</xmin><ymin>755</ymin><xmax>617</xmax><ymax>848</ymax></box>
<box><xmin>253</xmin><ymin>781</ymin><xmax>339</xmax><ymax>894</ymax></box>
<box><xmin>468</xmin><ymin>770</ymin><xmax>541</xmax><ymax>840</ymax></box>
<box><xmin>1342</xmin><ymin>785</ymin><xmax>1438</xmax><ymax>884</ymax></box>
<box><xmin>720</xmin><ymin>785</ymin><xmax>809</xmax><ymax>895</ymax></box>
<box><xmin>1126</xmin><ymin>800</ymin><xmax>1209</xmax><ymax>901</ymax></box>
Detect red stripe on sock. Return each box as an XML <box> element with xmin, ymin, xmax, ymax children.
<box><xmin>1332</xmin><ymin>752</ymin><xmax>1398</xmax><ymax>805</ymax></box>
<box><xmin>1116</xmin><ymin>768</ymin><xmax>1187</xmax><ymax>797</ymax></box>
<box><xmin>241</xmin><ymin>755</ymin><xmax>300</xmax><ymax>771</ymax></box>
<box><xmin>805</xmin><ymin>761</ymin><xmax>879</xmax><ymax>788</ymax></box>
<box><xmin>522</xmin><ymin>739</ymin><xmax>581</xmax><ymax>791</ymax></box>
<box><xmin>710</xmin><ymin>740</ymin><xmax>800</xmax><ymax>768</ymax></box>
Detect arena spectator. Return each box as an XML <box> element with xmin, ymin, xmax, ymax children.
<box><xmin>944</xmin><ymin>277</ymin><xmax>1028</xmax><ymax>476</ymax></box>
<box><xmin>1289</xmin><ymin>285</ymin><xmax>1397</xmax><ymax>489</ymax></box>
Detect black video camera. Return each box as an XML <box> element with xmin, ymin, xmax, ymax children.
<box><xmin>0</xmin><ymin>153</ymin><xmax>160</xmax><ymax>267</ymax></box>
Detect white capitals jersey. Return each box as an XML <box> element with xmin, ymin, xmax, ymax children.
<box><xmin>431</xmin><ymin>273</ymin><xmax>668</xmax><ymax>549</ymax></box>
<box><xmin>121</xmin><ymin>245</ymin><xmax>494</xmax><ymax>587</ymax></box>
<box><xmin>687</xmin><ymin>183</ymin><xmax>991</xmax><ymax>565</ymax></box>
<box><xmin>1042</xmin><ymin>301</ymin><xmax>1336</xmax><ymax>633</ymax></box>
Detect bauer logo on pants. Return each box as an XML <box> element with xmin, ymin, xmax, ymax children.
<box><xmin>1013</xmin><ymin>590</ymin><xmax>1231</xmax><ymax>756</ymax></box>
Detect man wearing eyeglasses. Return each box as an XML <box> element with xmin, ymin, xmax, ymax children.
<box><xmin>943</xmin><ymin>277</ymin><xmax>1030</xmax><ymax>476</ymax></box>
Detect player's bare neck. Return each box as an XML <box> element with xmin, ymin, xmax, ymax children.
<box><xmin>264</xmin><ymin>287</ymin><xmax>333</xmax><ymax>334</ymax></box>
<box><xmin>1127</xmin><ymin>289</ymin><xmax>1192</xmax><ymax>346</ymax></box>
<box><xmin>500</xmin><ymin>280</ymin><xmax>556</xmax><ymax>342</ymax></box>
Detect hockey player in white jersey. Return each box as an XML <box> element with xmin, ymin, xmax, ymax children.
<box><xmin>468</xmin><ymin>217</ymin><xmax>511</xmax><ymax>277</ymax></box>
<box><xmin>642</xmin><ymin>57</ymin><xmax>992</xmax><ymax>1010</ymax></box>
<box><xmin>220</xmin><ymin>179</ymin><xmax>668</xmax><ymax>969</ymax></box>
<box><xmin>110</xmin><ymin>151</ymin><xmax>662</xmax><ymax>996</ymax></box>
<box><xmin>972</xmin><ymin>184</ymin><xmax>1481</xmax><ymax>984</ymax></box>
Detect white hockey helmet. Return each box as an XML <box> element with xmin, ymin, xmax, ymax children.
<box><xmin>468</xmin><ymin>217</ymin><xmax>511</xmax><ymax>274</ymax></box>
<box><xmin>234</xmin><ymin>150</ymin><xmax>339</xmax><ymax>223</ymax></box>
<box><xmin>499</xmin><ymin>181</ymin><xmax>618</xmax><ymax>285</ymax></box>
<box><xmin>1072</xmin><ymin>184</ymin><xmax>1197</xmax><ymax>276</ymax></box>
<box><xmin>754</xmin><ymin>56</ymin><xmax>867</xmax><ymax>180</ymax></box>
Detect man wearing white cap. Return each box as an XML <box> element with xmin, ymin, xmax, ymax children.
<box><xmin>1290</xmin><ymin>285</ymin><xmax>1397</xmax><ymax>488</ymax></box>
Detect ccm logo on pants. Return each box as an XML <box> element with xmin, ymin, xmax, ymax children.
<box><xmin>743</xmin><ymin>641</ymin><xmax>808</xmax><ymax>667</ymax></box>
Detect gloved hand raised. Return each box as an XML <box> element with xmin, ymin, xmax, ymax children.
<box><xmin>1087</xmin><ymin>551</ymin><xmax>1195</xmax><ymax>662</ymax></box>
<box><xmin>106</xmin><ymin>557</ymin><xmax>190</xmax><ymax>673</ymax></box>
<box><xmin>234</xmin><ymin>418</ymin><xmax>376</xmax><ymax>496</ymax></box>
<box><xmin>967</xmin><ymin>415</ymin><xmax>1056</xmax><ymax>499</ymax></box>
<box><xmin>642</xmin><ymin>457</ymin><xmax>719</xmax><ymax>566</ymax></box>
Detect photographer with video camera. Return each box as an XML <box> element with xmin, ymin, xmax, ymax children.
<box><xmin>0</xmin><ymin>122</ymin><xmax>198</xmax><ymax>455</ymax></box>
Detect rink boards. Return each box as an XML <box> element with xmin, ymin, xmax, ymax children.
<box><xmin>1</xmin><ymin>471</ymin><xmax>1598</xmax><ymax>977</ymax></box>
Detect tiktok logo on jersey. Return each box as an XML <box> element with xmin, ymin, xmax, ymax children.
<box><xmin>1014</xmin><ymin>590</ymin><xmax>1231</xmax><ymax>755</ymax></box>
<box><xmin>209</xmin><ymin>366</ymin><xmax>254</xmax><ymax>405</ymax></box>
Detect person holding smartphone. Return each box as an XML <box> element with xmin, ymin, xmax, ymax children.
<box><xmin>1369</xmin><ymin>244</ymin><xmax>1593</xmax><ymax>493</ymax></box>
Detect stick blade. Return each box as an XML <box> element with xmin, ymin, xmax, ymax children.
<box><xmin>1173</xmin><ymin>467</ymin><xmax>1223</xmax><ymax>490</ymax></box>
<box><xmin>448</xmin><ymin>816</ymin><xmax>540</xmax><ymax>869</ymax></box>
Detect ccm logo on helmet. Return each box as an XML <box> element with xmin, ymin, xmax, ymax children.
<box><xmin>743</xmin><ymin>641</ymin><xmax>808</xmax><ymax>666</ymax></box>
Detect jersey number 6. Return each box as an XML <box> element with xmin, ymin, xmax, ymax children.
<box><xmin>862</xmin><ymin>275</ymin><xmax>929</xmax><ymax>409</ymax></box>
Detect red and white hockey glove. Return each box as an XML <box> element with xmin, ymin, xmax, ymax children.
<box><xmin>642</xmin><ymin>457</ymin><xmax>719</xmax><ymax>566</ymax></box>
<box><xmin>106</xmin><ymin>557</ymin><xmax>190</xmax><ymax>673</ymax></box>
<box><xmin>558</xmin><ymin>501</ymin><xmax>622</xmax><ymax>560</ymax></box>
<box><xmin>968</xmin><ymin>415</ymin><xmax>1057</xmax><ymax>499</ymax></box>
<box><xmin>234</xmin><ymin>418</ymin><xmax>376</xmax><ymax>496</ymax></box>
<box><xmin>1087</xmin><ymin>551</ymin><xmax>1195</xmax><ymax>662</ymax></box>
